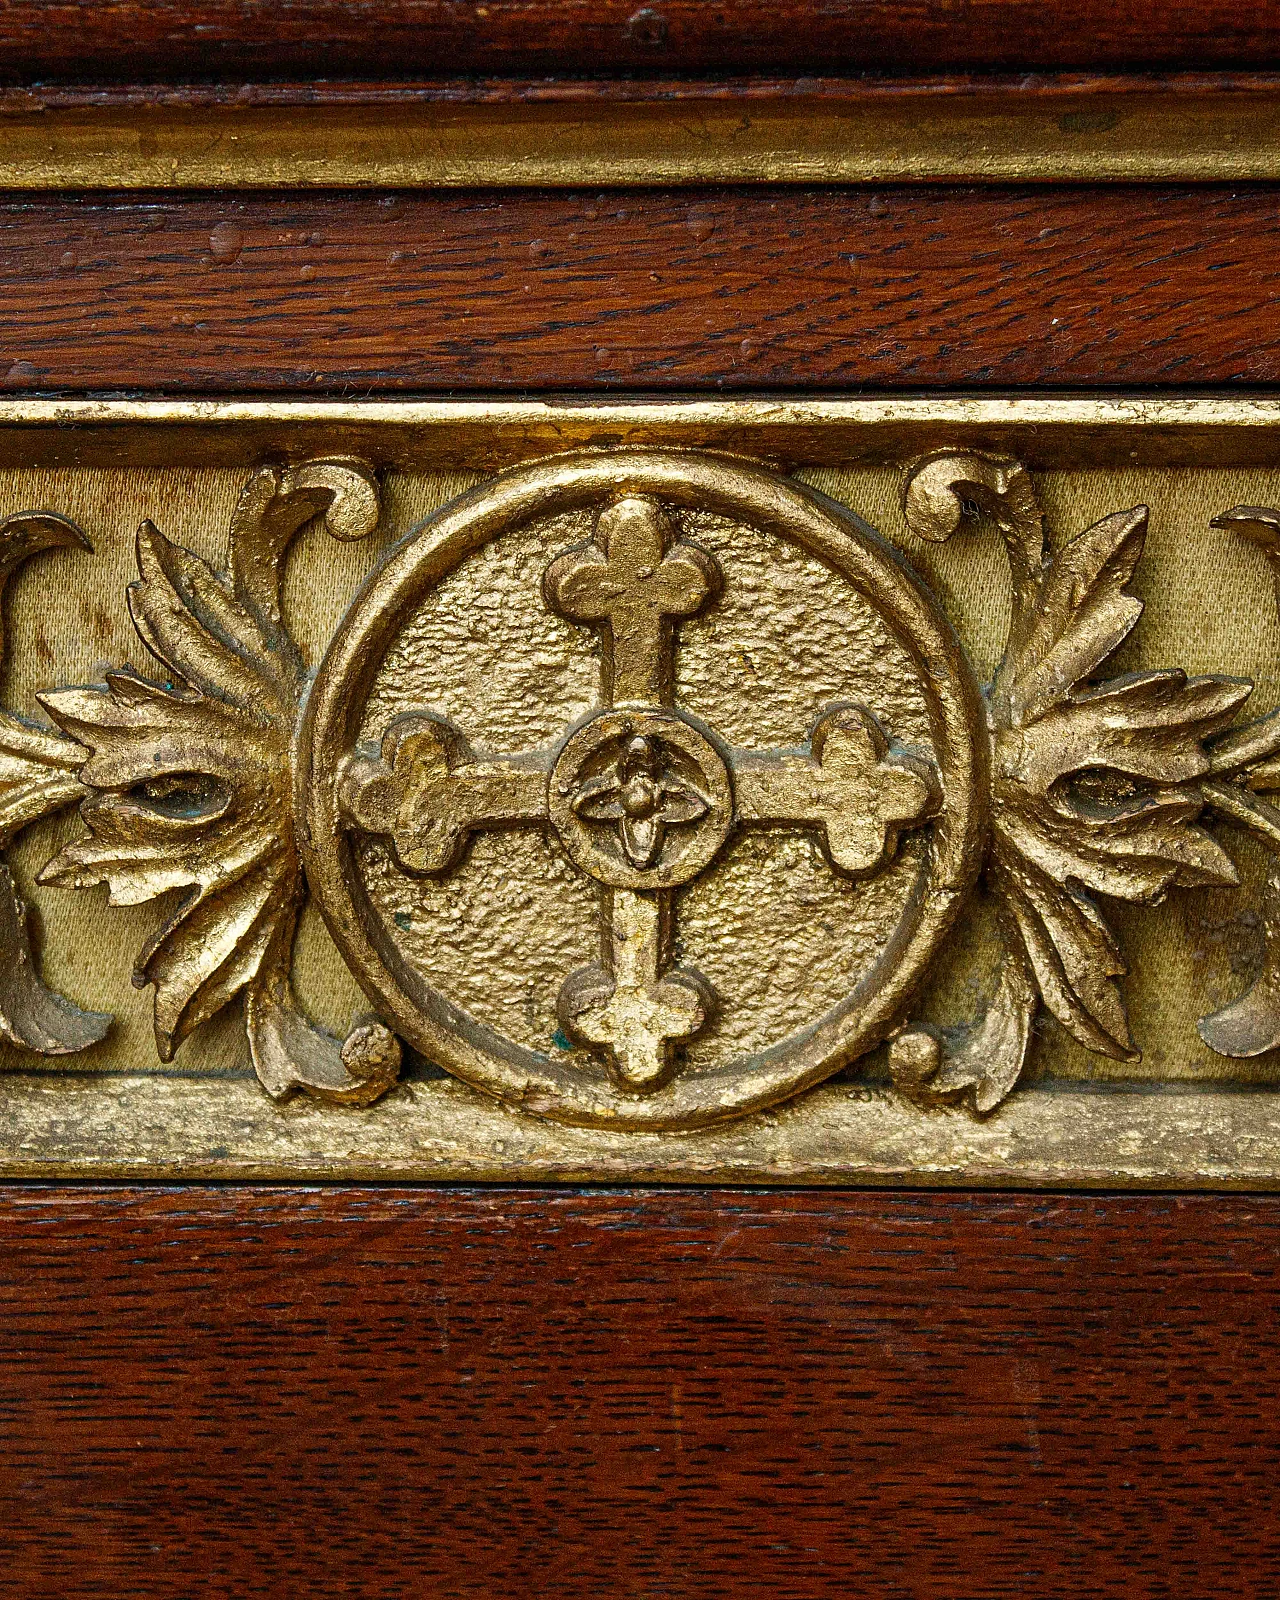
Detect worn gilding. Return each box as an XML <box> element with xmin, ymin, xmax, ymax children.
<box><xmin>0</xmin><ymin>401</ymin><xmax>1277</xmax><ymax>1182</ymax></box>
<box><xmin>3</xmin><ymin>86</ymin><xmax>1280</xmax><ymax>189</ymax></box>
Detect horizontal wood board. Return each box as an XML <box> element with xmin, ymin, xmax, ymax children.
<box><xmin>0</xmin><ymin>0</ymin><xmax>1276</xmax><ymax>80</ymax></box>
<box><xmin>3</xmin><ymin>186</ymin><xmax>1280</xmax><ymax>391</ymax></box>
<box><xmin>0</xmin><ymin>1185</ymin><xmax>1277</xmax><ymax>1598</ymax></box>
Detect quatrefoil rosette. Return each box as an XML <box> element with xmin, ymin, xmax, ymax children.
<box><xmin>299</xmin><ymin>450</ymin><xmax>988</xmax><ymax>1130</ymax></box>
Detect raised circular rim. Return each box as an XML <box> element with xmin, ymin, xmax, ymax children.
<box><xmin>297</xmin><ymin>449</ymin><xmax>990</xmax><ymax>1131</ymax></box>
<box><xmin>548</xmin><ymin>707</ymin><xmax>734</xmax><ymax>890</ymax></box>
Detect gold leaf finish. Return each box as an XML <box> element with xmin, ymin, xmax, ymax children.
<box><xmin>6</xmin><ymin>88</ymin><xmax>1280</xmax><ymax>193</ymax></box>
<box><xmin>2</xmin><ymin>408</ymin><xmax>1280</xmax><ymax>1187</ymax></box>
<box><xmin>890</xmin><ymin>451</ymin><xmax>1247</xmax><ymax>1112</ymax></box>
<box><xmin>40</xmin><ymin>458</ymin><xmax>400</xmax><ymax>1103</ymax></box>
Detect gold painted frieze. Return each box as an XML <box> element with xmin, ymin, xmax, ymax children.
<box><xmin>4</xmin><ymin>397</ymin><xmax>1280</xmax><ymax>1186</ymax></box>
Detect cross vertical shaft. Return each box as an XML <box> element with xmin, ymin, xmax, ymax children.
<box><xmin>544</xmin><ymin>496</ymin><xmax>722</xmax><ymax>1089</ymax></box>
<box><xmin>543</xmin><ymin>497</ymin><xmax>719</xmax><ymax>706</ymax></box>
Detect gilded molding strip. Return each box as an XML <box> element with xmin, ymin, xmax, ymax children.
<box><xmin>0</xmin><ymin>1077</ymin><xmax>1276</xmax><ymax>1189</ymax></box>
<box><xmin>3</xmin><ymin>88</ymin><xmax>1280</xmax><ymax>188</ymax></box>
<box><xmin>6</xmin><ymin>396</ymin><xmax>1280</xmax><ymax>470</ymax></box>
<box><xmin>3</xmin><ymin>396</ymin><xmax>1280</xmax><ymax>1184</ymax></box>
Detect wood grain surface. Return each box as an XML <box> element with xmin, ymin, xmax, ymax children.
<box><xmin>0</xmin><ymin>1185</ymin><xmax>1276</xmax><ymax>1598</ymax></box>
<box><xmin>0</xmin><ymin>0</ymin><xmax>1277</xmax><ymax>81</ymax></box>
<box><xmin>4</xmin><ymin>185</ymin><xmax>1280</xmax><ymax>393</ymax></box>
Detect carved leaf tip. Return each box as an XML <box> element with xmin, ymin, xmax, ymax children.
<box><xmin>1210</xmin><ymin>505</ymin><xmax>1280</xmax><ymax>551</ymax></box>
<box><xmin>903</xmin><ymin>450</ymin><xmax>1038</xmax><ymax>542</ymax></box>
<box><xmin>0</xmin><ymin>864</ymin><xmax>111</xmax><ymax>1054</ymax></box>
<box><xmin>1197</xmin><ymin>851</ymin><xmax>1280</xmax><ymax>1058</ymax></box>
<box><xmin>284</xmin><ymin>456</ymin><xmax>381</xmax><ymax>544</ymax></box>
<box><xmin>902</xmin><ymin>448</ymin><xmax>1047</xmax><ymax>609</ymax></box>
<box><xmin>0</xmin><ymin>510</ymin><xmax>112</xmax><ymax>1056</ymax></box>
<box><xmin>0</xmin><ymin>509</ymin><xmax>92</xmax><ymax>565</ymax></box>
<box><xmin>227</xmin><ymin>456</ymin><xmax>381</xmax><ymax>627</ymax></box>
<box><xmin>0</xmin><ymin>511</ymin><xmax>94</xmax><ymax>766</ymax></box>
<box><xmin>889</xmin><ymin>945</ymin><xmax>1039</xmax><ymax>1116</ymax></box>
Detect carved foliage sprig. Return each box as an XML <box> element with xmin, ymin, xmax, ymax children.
<box><xmin>889</xmin><ymin>451</ymin><xmax>1247</xmax><ymax>1112</ymax></box>
<box><xmin>1195</xmin><ymin>507</ymin><xmax>1280</xmax><ymax>1058</ymax></box>
<box><xmin>39</xmin><ymin>459</ymin><xmax>402</xmax><ymax>1106</ymax></box>
<box><xmin>0</xmin><ymin>512</ymin><xmax>111</xmax><ymax>1054</ymax></box>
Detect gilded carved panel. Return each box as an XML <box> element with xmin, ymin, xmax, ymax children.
<box><xmin>3</xmin><ymin>397</ymin><xmax>1280</xmax><ymax>1184</ymax></box>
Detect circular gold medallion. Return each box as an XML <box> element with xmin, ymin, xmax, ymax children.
<box><xmin>298</xmin><ymin>450</ymin><xmax>988</xmax><ymax>1129</ymax></box>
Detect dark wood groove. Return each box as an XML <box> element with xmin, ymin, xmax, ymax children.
<box><xmin>5</xmin><ymin>69</ymin><xmax>1280</xmax><ymax>109</ymax></box>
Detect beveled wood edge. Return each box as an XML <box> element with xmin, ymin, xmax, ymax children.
<box><xmin>5</xmin><ymin>78</ymin><xmax>1280</xmax><ymax>187</ymax></box>
<box><xmin>0</xmin><ymin>1072</ymin><xmax>1272</xmax><ymax>1189</ymax></box>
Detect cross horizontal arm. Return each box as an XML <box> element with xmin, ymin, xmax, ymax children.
<box><xmin>340</xmin><ymin>710</ymin><xmax>549</xmax><ymax>875</ymax></box>
<box><xmin>731</xmin><ymin>705</ymin><xmax>938</xmax><ymax>878</ymax></box>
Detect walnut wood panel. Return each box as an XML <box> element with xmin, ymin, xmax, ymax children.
<box><xmin>0</xmin><ymin>0</ymin><xmax>1276</xmax><ymax>81</ymax></box>
<box><xmin>3</xmin><ymin>186</ymin><xmax>1280</xmax><ymax>393</ymax></box>
<box><xmin>1</xmin><ymin>1186</ymin><xmax>1276</xmax><ymax>1598</ymax></box>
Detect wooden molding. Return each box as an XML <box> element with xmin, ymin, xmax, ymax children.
<box><xmin>3</xmin><ymin>76</ymin><xmax>1280</xmax><ymax>187</ymax></box>
<box><xmin>1</xmin><ymin>186</ymin><xmax>1279</xmax><ymax>393</ymax></box>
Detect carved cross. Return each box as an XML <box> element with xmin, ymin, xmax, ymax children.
<box><xmin>339</xmin><ymin>493</ymin><xmax>938</xmax><ymax>1094</ymax></box>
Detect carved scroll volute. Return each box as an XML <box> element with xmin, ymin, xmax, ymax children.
<box><xmin>39</xmin><ymin>458</ymin><xmax>402</xmax><ymax>1107</ymax></box>
<box><xmin>890</xmin><ymin>450</ymin><xmax>1248</xmax><ymax>1113</ymax></box>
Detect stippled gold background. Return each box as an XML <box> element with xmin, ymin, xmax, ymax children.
<box><xmin>354</xmin><ymin>500</ymin><xmax>936</xmax><ymax>1076</ymax></box>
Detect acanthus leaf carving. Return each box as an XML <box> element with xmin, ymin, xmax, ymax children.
<box><xmin>39</xmin><ymin>458</ymin><xmax>400</xmax><ymax>1104</ymax></box>
<box><xmin>889</xmin><ymin>450</ymin><xmax>1248</xmax><ymax>1113</ymax></box>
